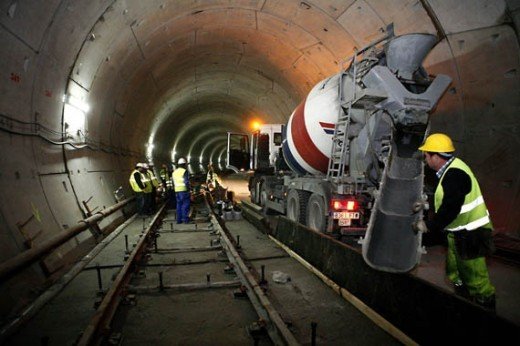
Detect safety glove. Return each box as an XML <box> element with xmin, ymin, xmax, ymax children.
<box><xmin>412</xmin><ymin>220</ymin><xmax>428</xmax><ymax>234</ymax></box>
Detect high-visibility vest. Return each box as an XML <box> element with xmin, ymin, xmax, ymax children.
<box><xmin>206</xmin><ymin>170</ymin><xmax>219</xmax><ymax>187</ymax></box>
<box><xmin>129</xmin><ymin>170</ymin><xmax>152</xmax><ymax>193</ymax></box>
<box><xmin>129</xmin><ymin>170</ymin><xmax>142</xmax><ymax>192</ymax></box>
<box><xmin>160</xmin><ymin>169</ymin><xmax>173</xmax><ymax>189</ymax></box>
<box><xmin>435</xmin><ymin>158</ymin><xmax>493</xmax><ymax>232</ymax></box>
<box><xmin>148</xmin><ymin>170</ymin><xmax>159</xmax><ymax>188</ymax></box>
<box><xmin>172</xmin><ymin>168</ymin><xmax>188</xmax><ymax>192</ymax></box>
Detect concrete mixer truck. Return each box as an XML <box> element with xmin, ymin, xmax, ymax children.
<box><xmin>227</xmin><ymin>31</ymin><xmax>451</xmax><ymax>272</ymax></box>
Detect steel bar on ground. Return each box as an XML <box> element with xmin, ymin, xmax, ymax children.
<box><xmin>77</xmin><ymin>205</ymin><xmax>166</xmax><ymax>346</ymax></box>
<box><xmin>0</xmin><ymin>197</ymin><xmax>135</xmax><ymax>281</ymax></box>
<box><xmin>0</xmin><ymin>215</ymin><xmax>137</xmax><ymax>343</ymax></box>
<box><xmin>204</xmin><ymin>195</ymin><xmax>299</xmax><ymax>346</ymax></box>
<box><xmin>157</xmin><ymin>228</ymin><xmax>212</xmax><ymax>233</ymax></box>
<box><xmin>155</xmin><ymin>245</ymin><xmax>222</xmax><ymax>253</ymax></box>
<box><xmin>127</xmin><ymin>280</ymin><xmax>241</xmax><ymax>293</ymax></box>
<box><xmin>268</xmin><ymin>234</ymin><xmax>417</xmax><ymax>345</ymax></box>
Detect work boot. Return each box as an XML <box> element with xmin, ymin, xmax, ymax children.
<box><xmin>453</xmin><ymin>282</ymin><xmax>470</xmax><ymax>299</ymax></box>
<box><xmin>474</xmin><ymin>294</ymin><xmax>496</xmax><ymax>312</ymax></box>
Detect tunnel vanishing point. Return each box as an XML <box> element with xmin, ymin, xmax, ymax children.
<box><xmin>0</xmin><ymin>0</ymin><xmax>519</xmax><ymax>319</ymax></box>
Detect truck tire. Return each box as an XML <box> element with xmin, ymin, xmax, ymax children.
<box><xmin>251</xmin><ymin>181</ymin><xmax>260</xmax><ymax>204</ymax></box>
<box><xmin>287</xmin><ymin>189</ymin><xmax>309</xmax><ymax>224</ymax></box>
<box><xmin>259</xmin><ymin>183</ymin><xmax>268</xmax><ymax>212</ymax></box>
<box><xmin>306</xmin><ymin>193</ymin><xmax>327</xmax><ymax>232</ymax></box>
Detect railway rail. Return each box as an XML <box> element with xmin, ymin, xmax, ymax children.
<box><xmin>2</xmin><ymin>193</ymin><xmax>404</xmax><ymax>345</ymax></box>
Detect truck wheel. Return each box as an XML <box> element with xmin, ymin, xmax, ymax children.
<box><xmin>306</xmin><ymin>193</ymin><xmax>327</xmax><ymax>232</ymax></box>
<box><xmin>287</xmin><ymin>189</ymin><xmax>309</xmax><ymax>224</ymax></box>
<box><xmin>259</xmin><ymin>183</ymin><xmax>268</xmax><ymax>211</ymax></box>
<box><xmin>251</xmin><ymin>181</ymin><xmax>260</xmax><ymax>204</ymax></box>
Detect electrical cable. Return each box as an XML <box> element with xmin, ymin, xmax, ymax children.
<box><xmin>0</xmin><ymin>112</ymin><xmax>140</xmax><ymax>157</ymax></box>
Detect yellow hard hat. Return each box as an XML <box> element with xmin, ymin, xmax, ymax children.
<box><xmin>418</xmin><ymin>133</ymin><xmax>455</xmax><ymax>153</ymax></box>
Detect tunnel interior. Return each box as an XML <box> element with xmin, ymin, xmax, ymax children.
<box><xmin>0</xmin><ymin>0</ymin><xmax>519</xmax><ymax>319</ymax></box>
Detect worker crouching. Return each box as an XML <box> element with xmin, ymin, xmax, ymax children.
<box><xmin>173</xmin><ymin>157</ymin><xmax>191</xmax><ymax>224</ymax></box>
<box><xmin>414</xmin><ymin>133</ymin><xmax>496</xmax><ymax>310</ymax></box>
<box><xmin>206</xmin><ymin>163</ymin><xmax>227</xmax><ymax>201</ymax></box>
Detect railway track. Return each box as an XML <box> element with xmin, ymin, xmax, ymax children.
<box><xmin>2</xmin><ymin>193</ymin><xmax>406</xmax><ymax>345</ymax></box>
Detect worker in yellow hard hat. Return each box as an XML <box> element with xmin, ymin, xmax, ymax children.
<box><xmin>414</xmin><ymin>133</ymin><xmax>495</xmax><ymax>309</ymax></box>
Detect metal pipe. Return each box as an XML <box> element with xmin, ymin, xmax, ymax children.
<box><xmin>0</xmin><ymin>197</ymin><xmax>134</xmax><ymax>281</ymax></box>
<box><xmin>0</xmin><ymin>214</ymin><xmax>137</xmax><ymax>343</ymax></box>
<box><xmin>78</xmin><ymin>204</ymin><xmax>166</xmax><ymax>346</ymax></box>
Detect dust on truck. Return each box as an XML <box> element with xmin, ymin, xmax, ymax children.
<box><xmin>227</xmin><ymin>32</ymin><xmax>451</xmax><ymax>273</ymax></box>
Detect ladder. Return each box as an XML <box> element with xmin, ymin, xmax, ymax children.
<box><xmin>326</xmin><ymin>24</ymin><xmax>394</xmax><ymax>187</ymax></box>
<box><xmin>326</xmin><ymin>52</ymin><xmax>359</xmax><ymax>184</ymax></box>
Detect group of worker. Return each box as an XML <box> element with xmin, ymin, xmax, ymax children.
<box><xmin>128</xmin><ymin>162</ymin><xmax>160</xmax><ymax>216</ymax></box>
<box><xmin>128</xmin><ymin>158</ymin><xmax>190</xmax><ymax>223</ymax></box>
<box><xmin>129</xmin><ymin>158</ymin><xmax>224</xmax><ymax>225</ymax></box>
<box><xmin>128</xmin><ymin>133</ymin><xmax>495</xmax><ymax>310</ymax></box>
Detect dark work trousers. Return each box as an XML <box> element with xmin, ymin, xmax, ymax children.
<box><xmin>136</xmin><ymin>192</ymin><xmax>145</xmax><ymax>215</ymax></box>
<box><xmin>176</xmin><ymin>191</ymin><xmax>191</xmax><ymax>223</ymax></box>
<box><xmin>150</xmin><ymin>187</ymin><xmax>157</xmax><ymax>213</ymax></box>
<box><xmin>166</xmin><ymin>189</ymin><xmax>176</xmax><ymax>209</ymax></box>
<box><xmin>143</xmin><ymin>192</ymin><xmax>152</xmax><ymax>215</ymax></box>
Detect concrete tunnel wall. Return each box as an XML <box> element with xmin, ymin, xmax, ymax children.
<box><xmin>0</xmin><ymin>0</ymin><xmax>519</xmax><ymax>317</ymax></box>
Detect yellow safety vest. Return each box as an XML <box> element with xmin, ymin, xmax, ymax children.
<box><xmin>435</xmin><ymin>158</ymin><xmax>493</xmax><ymax>232</ymax></box>
<box><xmin>172</xmin><ymin>168</ymin><xmax>188</xmax><ymax>192</ymax></box>
<box><xmin>129</xmin><ymin>169</ymin><xmax>152</xmax><ymax>193</ymax></box>
<box><xmin>148</xmin><ymin>170</ymin><xmax>159</xmax><ymax>188</ymax></box>
<box><xmin>206</xmin><ymin>171</ymin><xmax>220</xmax><ymax>187</ymax></box>
<box><xmin>160</xmin><ymin>169</ymin><xmax>173</xmax><ymax>189</ymax></box>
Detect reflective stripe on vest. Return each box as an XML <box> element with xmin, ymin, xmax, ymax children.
<box><xmin>129</xmin><ymin>170</ymin><xmax>142</xmax><ymax>192</ymax></box>
<box><xmin>172</xmin><ymin>168</ymin><xmax>188</xmax><ymax>192</ymax></box>
<box><xmin>129</xmin><ymin>170</ymin><xmax>152</xmax><ymax>193</ymax></box>
<box><xmin>148</xmin><ymin>171</ymin><xmax>159</xmax><ymax>188</ymax></box>
<box><xmin>434</xmin><ymin>158</ymin><xmax>493</xmax><ymax>232</ymax></box>
<box><xmin>141</xmin><ymin>173</ymin><xmax>153</xmax><ymax>193</ymax></box>
<box><xmin>206</xmin><ymin>171</ymin><xmax>219</xmax><ymax>186</ymax></box>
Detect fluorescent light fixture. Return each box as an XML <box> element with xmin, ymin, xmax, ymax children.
<box><xmin>66</xmin><ymin>94</ymin><xmax>90</xmax><ymax>113</ymax></box>
<box><xmin>64</xmin><ymin>103</ymin><xmax>85</xmax><ymax>135</ymax></box>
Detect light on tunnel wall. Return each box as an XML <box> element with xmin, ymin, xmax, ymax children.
<box><xmin>146</xmin><ymin>143</ymin><xmax>154</xmax><ymax>162</ymax></box>
<box><xmin>63</xmin><ymin>85</ymin><xmax>89</xmax><ymax>140</ymax></box>
<box><xmin>199</xmin><ymin>155</ymin><xmax>204</xmax><ymax>163</ymax></box>
<box><xmin>171</xmin><ymin>150</ymin><xmax>176</xmax><ymax>163</ymax></box>
<box><xmin>63</xmin><ymin>100</ymin><xmax>87</xmax><ymax>138</ymax></box>
<box><xmin>187</xmin><ymin>155</ymin><xmax>191</xmax><ymax>163</ymax></box>
<box><xmin>65</xmin><ymin>94</ymin><xmax>90</xmax><ymax>113</ymax></box>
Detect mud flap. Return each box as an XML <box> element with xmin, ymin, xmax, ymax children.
<box><xmin>362</xmin><ymin>141</ymin><xmax>424</xmax><ymax>273</ymax></box>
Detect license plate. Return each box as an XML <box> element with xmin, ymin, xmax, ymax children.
<box><xmin>333</xmin><ymin>212</ymin><xmax>360</xmax><ymax>219</ymax></box>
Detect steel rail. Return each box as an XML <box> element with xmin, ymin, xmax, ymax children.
<box><xmin>77</xmin><ymin>204</ymin><xmax>166</xmax><ymax>346</ymax></box>
<box><xmin>0</xmin><ymin>197</ymin><xmax>135</xmax><ymax>281</ymax></box>
<box><xmin>0</xmin><ymin>214</ymin><xmax>137</xmax><ymax>343</ymax></box>
<box><xmin>204</xmin><ymin>195</ymin><xmax>299</xmax><ymax>346</ymax></box>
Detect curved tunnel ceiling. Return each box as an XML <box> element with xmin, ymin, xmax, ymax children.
<box><xmin>77</xmin><ymin>0</ymin><xmax>445</xmax><ymax>164</ymax></box>
<box><xmin>0</xmin><ymin>1</ymin><xmax>519</xmax><ymax>254</ymax></box>
<box><xmin>1</xmin><ymin>0</ymin><xmax>519</xmax><ymax>318</ymax></box>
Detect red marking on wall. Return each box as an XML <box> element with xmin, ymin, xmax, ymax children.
<box><xmin>10</xmin><ymin>73</ymin><xmax>21</xmax><ymax>83</ymax></box>
<box><xmin>44</xmin><ymin>90</ymin><xmax>52</xmax><ymax>97</ymax></box>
